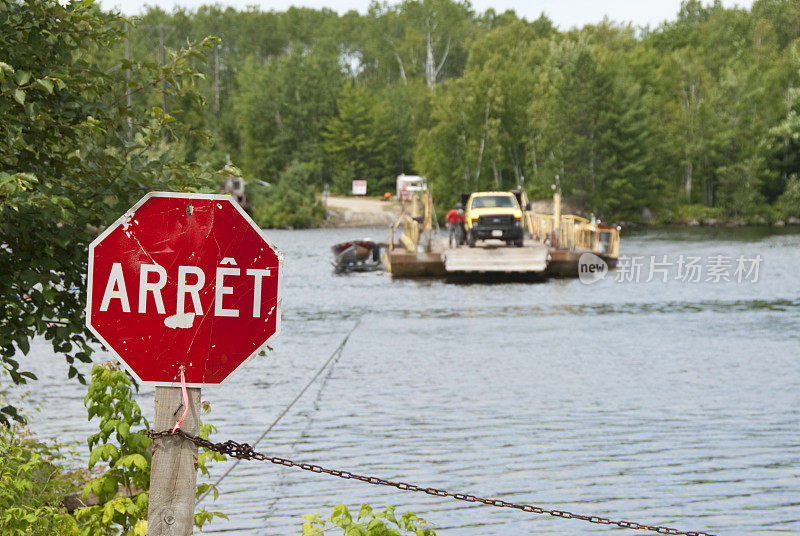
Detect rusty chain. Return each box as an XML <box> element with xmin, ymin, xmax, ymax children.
<box><xmin>146</xmin><ymin>428</ymin><xmax>717</xmax><ymax>536</ymax></box>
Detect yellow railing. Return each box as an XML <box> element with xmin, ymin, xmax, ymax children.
<box><xmin>531</xmin><ymin>212</ymin><xmax>619</xmax><ymax>258</ymax></box>
<box><xmin>388</xmin><ymin>190</ymin><xmax>432</xmax><ymax>254</ymax></box>
<box><xmin>390</xmin><ymin>214</ymin><xmax>420</xmax><ymax>253</ymax></box>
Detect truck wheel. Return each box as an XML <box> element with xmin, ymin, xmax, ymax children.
<box><xmin>515</xmin><ymin>238</ymin><xmax>524</xmax><ymax>247</ymax></box>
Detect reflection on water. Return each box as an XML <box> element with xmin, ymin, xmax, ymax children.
<box><xmin>292</xmin><ymin>298</ymin><xmax>800</xmax><ymax>321</ymax></box>
<box><xmin>18</xmin><ymin>226</ymin><xmax>800</xmax><ymax>536</ymax></box>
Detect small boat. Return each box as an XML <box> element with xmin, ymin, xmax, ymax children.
<box><xmin>331</xmin><ymin>240</ymin><xmax>383</xmax><ymax>273</ymax></box>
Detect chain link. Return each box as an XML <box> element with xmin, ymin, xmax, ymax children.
<box><xmin>147</xmin><ymin>429</ymin><xmax>717</xmax><ymax>536</ymax></box>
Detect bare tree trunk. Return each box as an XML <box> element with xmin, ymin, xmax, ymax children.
<box><xmin>394</xmin><ymin>52</ymin><xmax>407</xmax><ymax>85</ymax></box>
<box><xmin>124</xmin><ymin>23</ymin><xmax>132</xmax><ymax>141</ymax></box>
<box><xmin>461</xmin><ymin>128</ymin><xmax>469</xmax><ymax>190</ymax></box>
<box><xmin>685</xmin><ymin>161</ymin><xmax>693</xmax><ymax>202</ymax></box>
<box><xmin>381</xmin><ymin>32</ymin><xmax>407</xmax><ymax>86</ymax></box>
<box><xmin>426</xmin><ymin>30</ymin><xmax>435</xmax><ymax>88</ymax></box>
<box><xmin>508</xmin><ymin>146</ymin><xmax>521</xmax><ymax>185</ymax></box>
<box><xmin>425</xmin><ymin>19</ymin><xmax>450</xmax><ymax>88</ymax></box>
<box><xmin>213</xmin><ymin>44</ymin><xmax>220</xmax><ymax>133</ymax></box>
<box><xmin>682</xmin><ymin>80</ymin><xmax>698</xmax><ymax>202</ymax></box>
<box><xmin>473</xmin><ymin>101</ymin><xmax>491</xmax><ymax>190</ymax></box>
<box><xmin>432</xmin><ymin>38</ymin><xmax>450</xmax><ymax>87</ymax></box>
<box><xmin>589</xmin><ymin>130</ymin><xmax>596</xmax><ymax>195</ymax></box>
<box><xmin>506</xmin><ymin>145</ymin><xmax>522</xmax><ymax>186</ymax></box>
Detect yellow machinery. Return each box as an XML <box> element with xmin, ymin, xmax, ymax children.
<box><xmin>533</xmin><ymin>213</ymin><xmax>620</xmax><ymax>258</ymax></box>
<box><xmin>388</xmin><ymin>188</ymin><xmax>435</xmax><ymax>254</ymax></box>
<box><xmin>525</xmin><ymin>180</ymin><xmax>620</xmax><ymax>261</ymax></box>
<box><xmin>384</xmin><ymin>184</ymin><xmax>445</xmax><ymax>276</ymax></box>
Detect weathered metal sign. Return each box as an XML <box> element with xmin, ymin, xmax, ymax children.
<box><xmin>86</xmin><ymin>192</ymin><xmax>282</xmax><ymax>386</ymax></box>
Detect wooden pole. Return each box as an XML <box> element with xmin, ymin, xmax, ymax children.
<box><xmin>147</xmin><ymin>386</ymin><xmax>201</xmax><ymax>536</ymax></box>
<box><xmin>124</xmin><ymin>22</ymin><xmax>133</xmax><ymax>141</ymax></box>
<box><xmin>158</xmin><ymin>24</ymin><xmax>168</xmax><ymax>115</ymax></box>
<box><xmin>139</xmin><ymin>23</ymin><xmax>174</xmax><ymax>142</ymax></box>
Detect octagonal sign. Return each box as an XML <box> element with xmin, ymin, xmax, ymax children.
<box><xmin>86</xmin><ymin>192</ymin><xmax>282</xmax><ymax>386</ymax></box>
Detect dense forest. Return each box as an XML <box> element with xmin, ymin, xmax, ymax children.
<box><xmin>114</xmin><ymin>0</ymin><xmax>800</xmax><ymax>225</ymax></box>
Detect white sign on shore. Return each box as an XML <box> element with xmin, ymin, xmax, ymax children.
<box><xmin>352</xmin><ymin>180</ymin><xmax>367</xmax><ymax>196</ymax></box>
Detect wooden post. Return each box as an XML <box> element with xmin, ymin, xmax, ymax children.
<box><xmin>124</xmin><ymin>22</ymin><xmax>132</xmax><ymax>141</ymax></box>
<box><xmin>147</xmin><ymin>386</ymin><xmax>201</xmax><ymax>536</ymax></box>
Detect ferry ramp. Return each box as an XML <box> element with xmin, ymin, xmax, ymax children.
<box><xmin>443</xmin><ymin>240</ymin><xmax>548</xmax><ymax>274</ymax></box>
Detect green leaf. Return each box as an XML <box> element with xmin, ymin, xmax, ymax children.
<box><xmin>366</xmin><ymin>518</ymin><xmax>385</xmax><ymax>531</ymax></box>
<box><xmin>15</xmin><ymin>335</ymin><xmax>29</xmax><ymax>355</ymax></box>
<box><xmin>42</xmin><ymin>286</ymin><xmax>55</xmax><ymax>302</ymax></box>
<box><xmin>116</xmin><ymin>420</ymin><xmax>130</xmax><ymax>439</ymax></box>
<box><xmin>331</xmin><ymin>503</ymin><xmax>348</xmax><ymax>520</ymax></box>
<box><xmin>14</xmin><ymin>70</ymin><xmax>30</xmax><ymax>85</ymax></box>
<box><xmin>133</xmin><ymin>519</ymin><xmax>147</xmax><ymax>535</ymax></box>
<box><xmin>88</xmin><ymin>447</ymin><xmax>102</xmax><ymax>468</ymax></box>
<box><xmin>358</xmin><ymin>503</ymin><xmax>373</xmax><ymax>520</ymax></box>
<box><xmin>131</xmin><ymin>453</ymin><xmax>148</xmax><ymax>471</ymax></box>
<box><xmin>35</xmin><ymin>78</ymin><xmax>53</xmax><ymax>94</ymax></box>
<box><xmin>12</xmin><ymin>88</ymin><xmax>24</xmax><ymax>105</ymax></box>
<box><xmin>103</xmin><ymin>443</ymin><xmax>119</xmax><ymax>461</ymax></box>
<box><xmin>102</xmin><ymin>500</ymin><xmax>114</xmax><ymax>523</ymax></box>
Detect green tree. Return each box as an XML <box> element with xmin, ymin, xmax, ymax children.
<box><xmin>751</xmin><ymin>0</ymin><xmax>800</xmax><ymax>50</ymax></box>
<box><xmin>249</xmin><ymin>163</ymin><xmax>325</xmax><ymax>229</ymax></box>
<box><xmin>234</xmin><ymin>43</ymin><xmax>345</xmax><ymax>182</ymax></box>
<box><xmin>543</xmin><ymin>41</ymin><xmax>613</xmax><ymax>205</ymax></box>
<box><xmin>400</xmin><ymin>0</ymin><xmax>474</xmax><ymax>88</ymax></box>
<box><xmin>103</xmin><ymin>1</ymin><xmax>800</xmax><ymax>222</ymax></box>
<box><xmin>777</xmin><ymin>174</ymin><xmax>800</xmax><ymax>218</ymax></box>
<box><xmin>416</xmin><ymin>20</ymin><xmax>548</xmax><ymax>210</ymax></box>
<box><xmin>594</xmin><ymin>81</ymin><xmax>660</xmax><ymax>218</ymax></box>
<box><xmin>0</xmin><ymin>420</ymin><xmax>79</xmax><ymax>535</ymax></box>
<box><xmin>766</xmin><ymin>43</ymin><xmax>800</xmax><ymax>203</ymax></box>
<box><xmin>365</xmin><ymin>0</ymin><xmax>474</xmax><ymax>88</ymax></box>
<box><xmin>0</xmin><ymin>0</ymin><xmax>217</xmax><ymax>424</ymax></box>
<box><xmin>323</xmin><ymin>84</ymin><xmax>409</xmax><ymax>192</ymax></box>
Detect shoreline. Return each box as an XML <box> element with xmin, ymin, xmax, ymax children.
<box><xmin>323</xmin><ymin>195</ymin><xmax>400</xmax><ymax>228</ymax></box>
<box><xmin>318</xmin><ymin>196</ymin><xmax>800</xmax><ymax>229</ymax></box>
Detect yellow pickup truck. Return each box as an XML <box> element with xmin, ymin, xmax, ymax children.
<box><xmin>463</xmin><ymin>191</ymin><xmax>525</xmax><ymax>247</ymax></box>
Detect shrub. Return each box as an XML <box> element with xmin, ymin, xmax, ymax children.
<box><xmin>0</xmin><ymin>416</ymin><xmax>80</xmax><ymax>535</ymax></box>
<box><xmin>75</xmin><ymin>363</ymin><xmax>226</xmax><ymax>536</ymax></box>
<box><xmin>668</xmin><ymin>203</ymin><xmax>723</xmax><ymax>223</ymax></box>
<box><xmin>778</xmin><ymin>174</ymin><xmax>800</xmax><ymax>219</ymax></box>
<box><xmin>302</xmin><ymin>503</ymin><xmax>436</xmax><ymax>536</ymax></box>
<box><xmin>250</xmin><ymin>162</ymin><xmax>325</xmax><ymax>229</ymax></box>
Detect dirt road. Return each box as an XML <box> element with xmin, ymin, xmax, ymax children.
<box><xmin>325</xmin><ymin>196</ymin><xmax>400</xmax><ymax>227</ymax></box>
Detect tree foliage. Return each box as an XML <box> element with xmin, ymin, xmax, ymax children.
<box><xmin>0</xmin><ymin>0</ymin><xmax>219</xmax><ymax>422</ymax></box>
<box><xmin>302</xmin><ymin>503</ymin><xmax>436</xmax><ymax>536</ymax></box>
<box><xmin>249</xmin><ymin>163</ymin><xmax>325</xmax><ymax>229</ymax></box>
<box><xmin>74</xmin><ymin>363</ymin><xmax>226</xmax><ymax>535</ymax></box>
<box><xmin>118</xmin><ymin>0</ymin><xmax>800</xmax><ymax>222</ymax></box>
<box><xmin>0</xmin><ymin>421</ymin><xmax>79</xmax><ymax>535</ymax></box>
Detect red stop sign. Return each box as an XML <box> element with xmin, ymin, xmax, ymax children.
<box><xmin>86</xmin><ymin>192</ymin><xmax>282</xmax><ymax>386</ymax></box>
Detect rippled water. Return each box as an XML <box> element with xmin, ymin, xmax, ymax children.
<box><xmin>18</xmin><ymin>226</ymin><xmax>800</xmax><ymax>535</ymax></box>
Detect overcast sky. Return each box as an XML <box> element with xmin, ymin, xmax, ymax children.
<box><xmin>101</xmin><ymin>0</ymin><xmax>754</xmax><ymax>30</ymax></box>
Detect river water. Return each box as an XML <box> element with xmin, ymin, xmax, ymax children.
<box><xmin>17</xmin><ymin>226</ymin><xmax>800</xmax><ymax>535</ymax></box>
